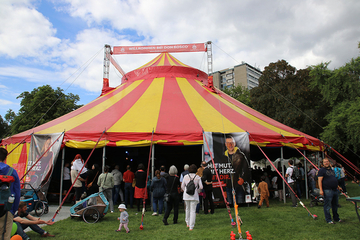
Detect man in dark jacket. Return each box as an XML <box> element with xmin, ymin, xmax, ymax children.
<box><xmin>0</xmin><ymin>148</ymin><xmax>21</xmax><ymax>240</ymax></box>
<box><xmin>201</xmin><ymin>161</ymin><xmax>214</xmax><ymax>214</ymax></box>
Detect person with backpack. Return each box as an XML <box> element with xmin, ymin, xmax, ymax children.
<box><xmin>285</xmin><ymin>160</ymin><xmax>298</xmax><ymax>207</ymax></box>
<box><xmin>0</xmin><ymin>148</ymin><xmax>21</xmax><ymax>240</ymax></box>
<box><xmin>181</xmin><ymin>164</ymin><xmax>203</xmax><ymax>231</ymax></box>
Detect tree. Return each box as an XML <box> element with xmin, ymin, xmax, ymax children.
<box><xmin>309</xmin><ymin>56</ymin><xmax>360</xmax><ymax>152</ymax></box>
<box><xmin>0</xmin><ymin>115</ymin><xmax>9</xmax><ymax>138</ymax></box>
<box><xmin>222</xmin><ymin>85</ymin><xmax>252</xmax><ymax>107</ymax></box>
<box><xmin>250</xmin><ymin>60</ymin><xmax>329</xmax><ymax>138</ymax></box>
<box><xmin>8</xmin><ymin>85</ymin><xmax>82</xmax><ymax>135</ymax></box>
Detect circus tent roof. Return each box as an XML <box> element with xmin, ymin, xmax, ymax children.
<box><xmin>1</xmin><ymin>53</ymin><xmax>322</xmax><ymax>151</ymax></box>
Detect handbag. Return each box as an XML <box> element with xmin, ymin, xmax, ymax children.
<box><xmin>164</xmin><ymin>176</ymin><xmax>176</xmax><ymax>202</ymax></box>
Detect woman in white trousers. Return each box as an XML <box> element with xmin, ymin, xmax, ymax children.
<box><xmin>181</xmin><ymin>164</ymin><xmax>203</xmax><ymax>231</ymax></box>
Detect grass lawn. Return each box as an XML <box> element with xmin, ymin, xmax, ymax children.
<box><xmin>27</xmin><ymin>182</ymin><xmax>360</xmax><ymax>240</ymax></box>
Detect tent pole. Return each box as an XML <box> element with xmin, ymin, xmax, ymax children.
<box><xmin>304</xmin><ymin>150</ymin><xmax>308</xmax><ymax>200</ymax></box>
<box><xmin>102</xmin><ymin>146</ymin><xmax>106</xmax><ymax>172</ymax></box>
<box><xmin>281</xmin><ymin>147</ymin><xmax>286</xmax><ymax>204</ymax></box>
<box><xmin>202</xmin><ymin>144</ymin><xmax>204</xmax><ymax>161</ymax></box>
<box><xmin>151</xmin><ymin>144</ymin><xmax>155</xmax><ymax>211</ymax></box>
<box><xmin>59</xmin><ymin>147</ymin><xmax>65</xmax><ymax>205</ymax></box>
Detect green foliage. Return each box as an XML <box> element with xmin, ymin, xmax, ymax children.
<box><xmin>222</xmin><ymin>85</ymin><xmax>251</xmax><ymax>107</ymax></box>
<box><xmin>321</xmin><ymin>99</ymin><xmax>360</xmax><ymax>152</ymax></box>
<box><xmin>309</xmin><ymin>57</ymin><xmax>360</xmax><ymax>152</ymax></box>
<box><xmin>0</xmin><ymin>115</ymin><xmax>9</xmax><ymax>138</ymax></box>
<box><xmin>250</xmin><ymin>60</ymin><xmax>329</xmax><ymax>138</ymax></box>
<box><xmin>8</xmin><ymin>85</ymin><xmax>82</xmax><ymax>135</ymax></box>
<box><xmin>28</xmin><ymin>183</ymin><xmax>360</xmax><ymax>240</ymax></box>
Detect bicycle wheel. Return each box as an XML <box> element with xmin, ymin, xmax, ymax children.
<box><xmin>82</xmin><ymin>207</ymin><xmax>100</xmax><ymax>224</ymax></box>
<box><xmin>35</xmin><ymin>201</ymin><xmax>45</xmax><ymax>216</ymax></box>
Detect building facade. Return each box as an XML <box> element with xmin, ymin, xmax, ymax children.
<box><xmin>212</xmin><ymin>63</ymin><xmax>262</xmax><ymax>90</ymax></box>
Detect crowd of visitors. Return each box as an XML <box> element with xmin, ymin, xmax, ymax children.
<box><xmin>2</xmin><ymin>148</ymin><xmax>356</xmax><ymax>239</ymax></box>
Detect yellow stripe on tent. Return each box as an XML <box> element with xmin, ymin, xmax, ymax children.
<box><xmin>37</xmin><ymin>80</ymin><xmax>143</xmax><ymax>134</ymax></box>
<box><xmin>136</xmin><ymin>54</ymin><xmax>163</xmax><ymax>69</ymax></box>
<box><xmin>65</xmin><ymin>140</ymin><xmax>108</xmax><ymax>149</ymax></box>
<box><xmin>177</xmin><ymin>78</ymin><xmax>243</xmax><ymax>133</ymax></box>
<box><xmin>108</xmin><ymin>78</ymin><xmax>165</xmax><ymax>132</ymax></box>
<box><xmin>157</xmin><ymin>54</ymin><xmax>165</xmax><ymax>66</ymax></box>
<box><xmin>166</xmin><ymin>53</ymin><xmax>177</xmax><ymax>66</ymax></box>
<box><xmin>249</xmin><ymin>141</ymin><xmax>270</xmax><ymax>147</ymax></box>
<box><xmin>197</xmin><ymin>81</ymin><xmax>300</xmax><ymax>137</ymax></box>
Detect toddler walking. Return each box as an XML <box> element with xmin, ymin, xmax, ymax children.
<box><xmin>116</xmin><ymin>204</ymin><xmax>130</xmax><ymax>233</ymax></box>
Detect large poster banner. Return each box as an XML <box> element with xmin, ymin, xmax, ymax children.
<box><xmin>113</xmin><ymin>43</ymin><xmax>207</xmax><ymax>54</ymax></box>
<box><xmin>203</xmin><ymin>132</ymin><xmax>252</xmax><ymax>204</ymax></box>
<box><xmin>25</xmin><ymin>133</ymin><xmax>63</xmax><ymax>191</ymax></box>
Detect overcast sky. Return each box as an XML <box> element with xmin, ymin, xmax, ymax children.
<box><xmin>0</xmin><ymin>0</ymin><xmax>359</xmax><ymax>118</ymax></box>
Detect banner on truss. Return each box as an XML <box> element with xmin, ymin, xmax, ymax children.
<box><xmin>113</xmin><ymin>43</ymin><xmax>207</xmax><ymax>54</ymax></box>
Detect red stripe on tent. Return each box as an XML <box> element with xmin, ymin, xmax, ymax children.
<box><xmin>156</xmin><ymin>77</ymin><xmax>202</xmax><ymax>135</ymax></box>
<box><xmin>2</xmin><ymin>83</ymin><xmax>132</xmax><ymax>144</ymax></box>
<box><xmin>220</xmin><ymin>92</ymin><xmax>319</xmax><ymax>143</ymax></box>
<box><xmin>188</xmin><ymin>80</ymin><xmax>281</xmax><ymax>135</ymax></box>
<box><xmin>67</xmin><ymin>80</ymin><xmax>153</xmax><ymax>133</ymax></box>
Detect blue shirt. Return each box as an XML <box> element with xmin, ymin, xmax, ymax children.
<box><xmin>0</xmin><ymin>162</ymin><xmax>21</xmax><ymax>215</ymax></box>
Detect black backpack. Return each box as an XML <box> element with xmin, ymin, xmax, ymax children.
<box><xmin>291</xmin><ymin>166</ymin><xmax>301</xmax><ymax>182</ymax></box>
<box><xmin>186</xmin><ymin>175</ymin><xmax>197</xmax><ymax>195</ymax></box>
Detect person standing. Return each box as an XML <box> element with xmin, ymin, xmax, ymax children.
<box><xmin>285</xmin><ymin>160</ymin><xmax>298</xmax><ymax>207</ymax></box>
<box><xmin>70</xmin><ymin>163</ymin><xmax>83</xmax><ymax>203</ymax></box>
<box><xmin>86</xmin><ymin>164</ymin><xmax>100</xmax><ymax>196</ymax></box>
<box><xmin>201</xmin><ymin>161</ymin><xmax>214</xmax><ymax>214</ymax></box>
<box><xmin>112</xmin><ymin>165</ymin><xmax>124</xmax><ymax>205</ymax></box>
<box><xmin>123</xmin><ymin>165</ymin><xmax>135</xmax><ymax>208</ymax></box>
<box><xmin>134</xmin><ymin>164</ymin><xmax>148</xmax><ymax>212</ymax></box>
<box><xmin>338</xmin><ymin>164</ymin><xmax>347</xmax><ymax>194</ymax></box>
<box><xmin>181</xmin><ymin>164</ymin><xmax>203</xmax><ymax>231</ymax></box>
<box><xmin>62</xmin><ymin>162</ymin><xmax>71</xmax><ymax>195</ymax></box>
<box><xmin>308</xmin><ymin>165</ymin><xmax>316</xmax><ymax>193</ymax></box>
<box><xmin>150</xmin><ymin>170</ymin><xmax>167</xmax><ymax>216</ymax></box>
<box><xmin>98</xmin><ymin>165</ymin><xmax>115</xmax><ymax>213</ymax></box>
<box><xmin>0</xmin><ymin>148</ymin><xmax>21</xmax><ymax>240</ymax></box>
<box><xmin>179</xmin><ymin>164</ymin><xmax>189</xmax><ymax>184</ymax></box>
<box><xmin>318</xmin><ymin>158</ymin><xmax>342</xmax><ymax>224</ymax></box>
<box><xmin>160</xmin><ymin>165</ymin><xmax>169</xmax><ymax>181</ymax></box>
<box><xmin>257</xmin><ymin>176</ymin><xmax>270</xmax><ymax>208</ymax></box>
<box><xmin>163</xmin><ymin>165</ymin><xmax>180</xmax><ymax>225</ymax></box>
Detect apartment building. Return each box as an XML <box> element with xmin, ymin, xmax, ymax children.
<box><xmin>211</xmin><ymin>63</ymin><xmax>262</xmax><ymax>90</ymax></box>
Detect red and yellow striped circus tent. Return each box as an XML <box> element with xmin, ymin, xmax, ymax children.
<box><xmin>1</xmin><ymin>52</ymin><xmax>323</xmax><ymax>162</ymax></box>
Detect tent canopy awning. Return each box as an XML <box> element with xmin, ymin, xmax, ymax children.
<box><xmin>2</xmin><ymin>53</ymin><xmax>322</xmax><ymax>151</ymax></box>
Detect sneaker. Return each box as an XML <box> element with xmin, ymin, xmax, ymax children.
<box><xmin>152</xmin><ymin>212</ymin><xmax>158</xmax><ymax>216</ymax></box>
<box><xmin>126</xmin><ymin>230</ymin><xmax>130</xmax><ymax>233</ymax></box>
<box><xmin>292</xmin><ymin>205</ymin><xmax>298</xmax><ymax>208</ymax></box>
<box><xmin>41</xmin><ymin>232</ymin><xmax>55</xmax><ymax>237</ymax></box>
<box><xmin>111</xmin><ymin>211</ymin><xmax>114</xmax><ymax>213</ymax></box>
<box><xmin>328</xmin><ymin>221</ymin><xmax>335</xmax><ymax>224</ymax></box>
<box><xmin>337</xmin><ymin>219</ymin><xmax>343</xmax><ymax>223</ymax></box>
<box><xmin>115</xmin><ymin>229</ymin><xmax>121</xmax><ymax>232</ymax></box>
<box><xmin>257</xmin><ymin>205</ymin><xmax>261</xmax><ymax>208</ymax></box>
